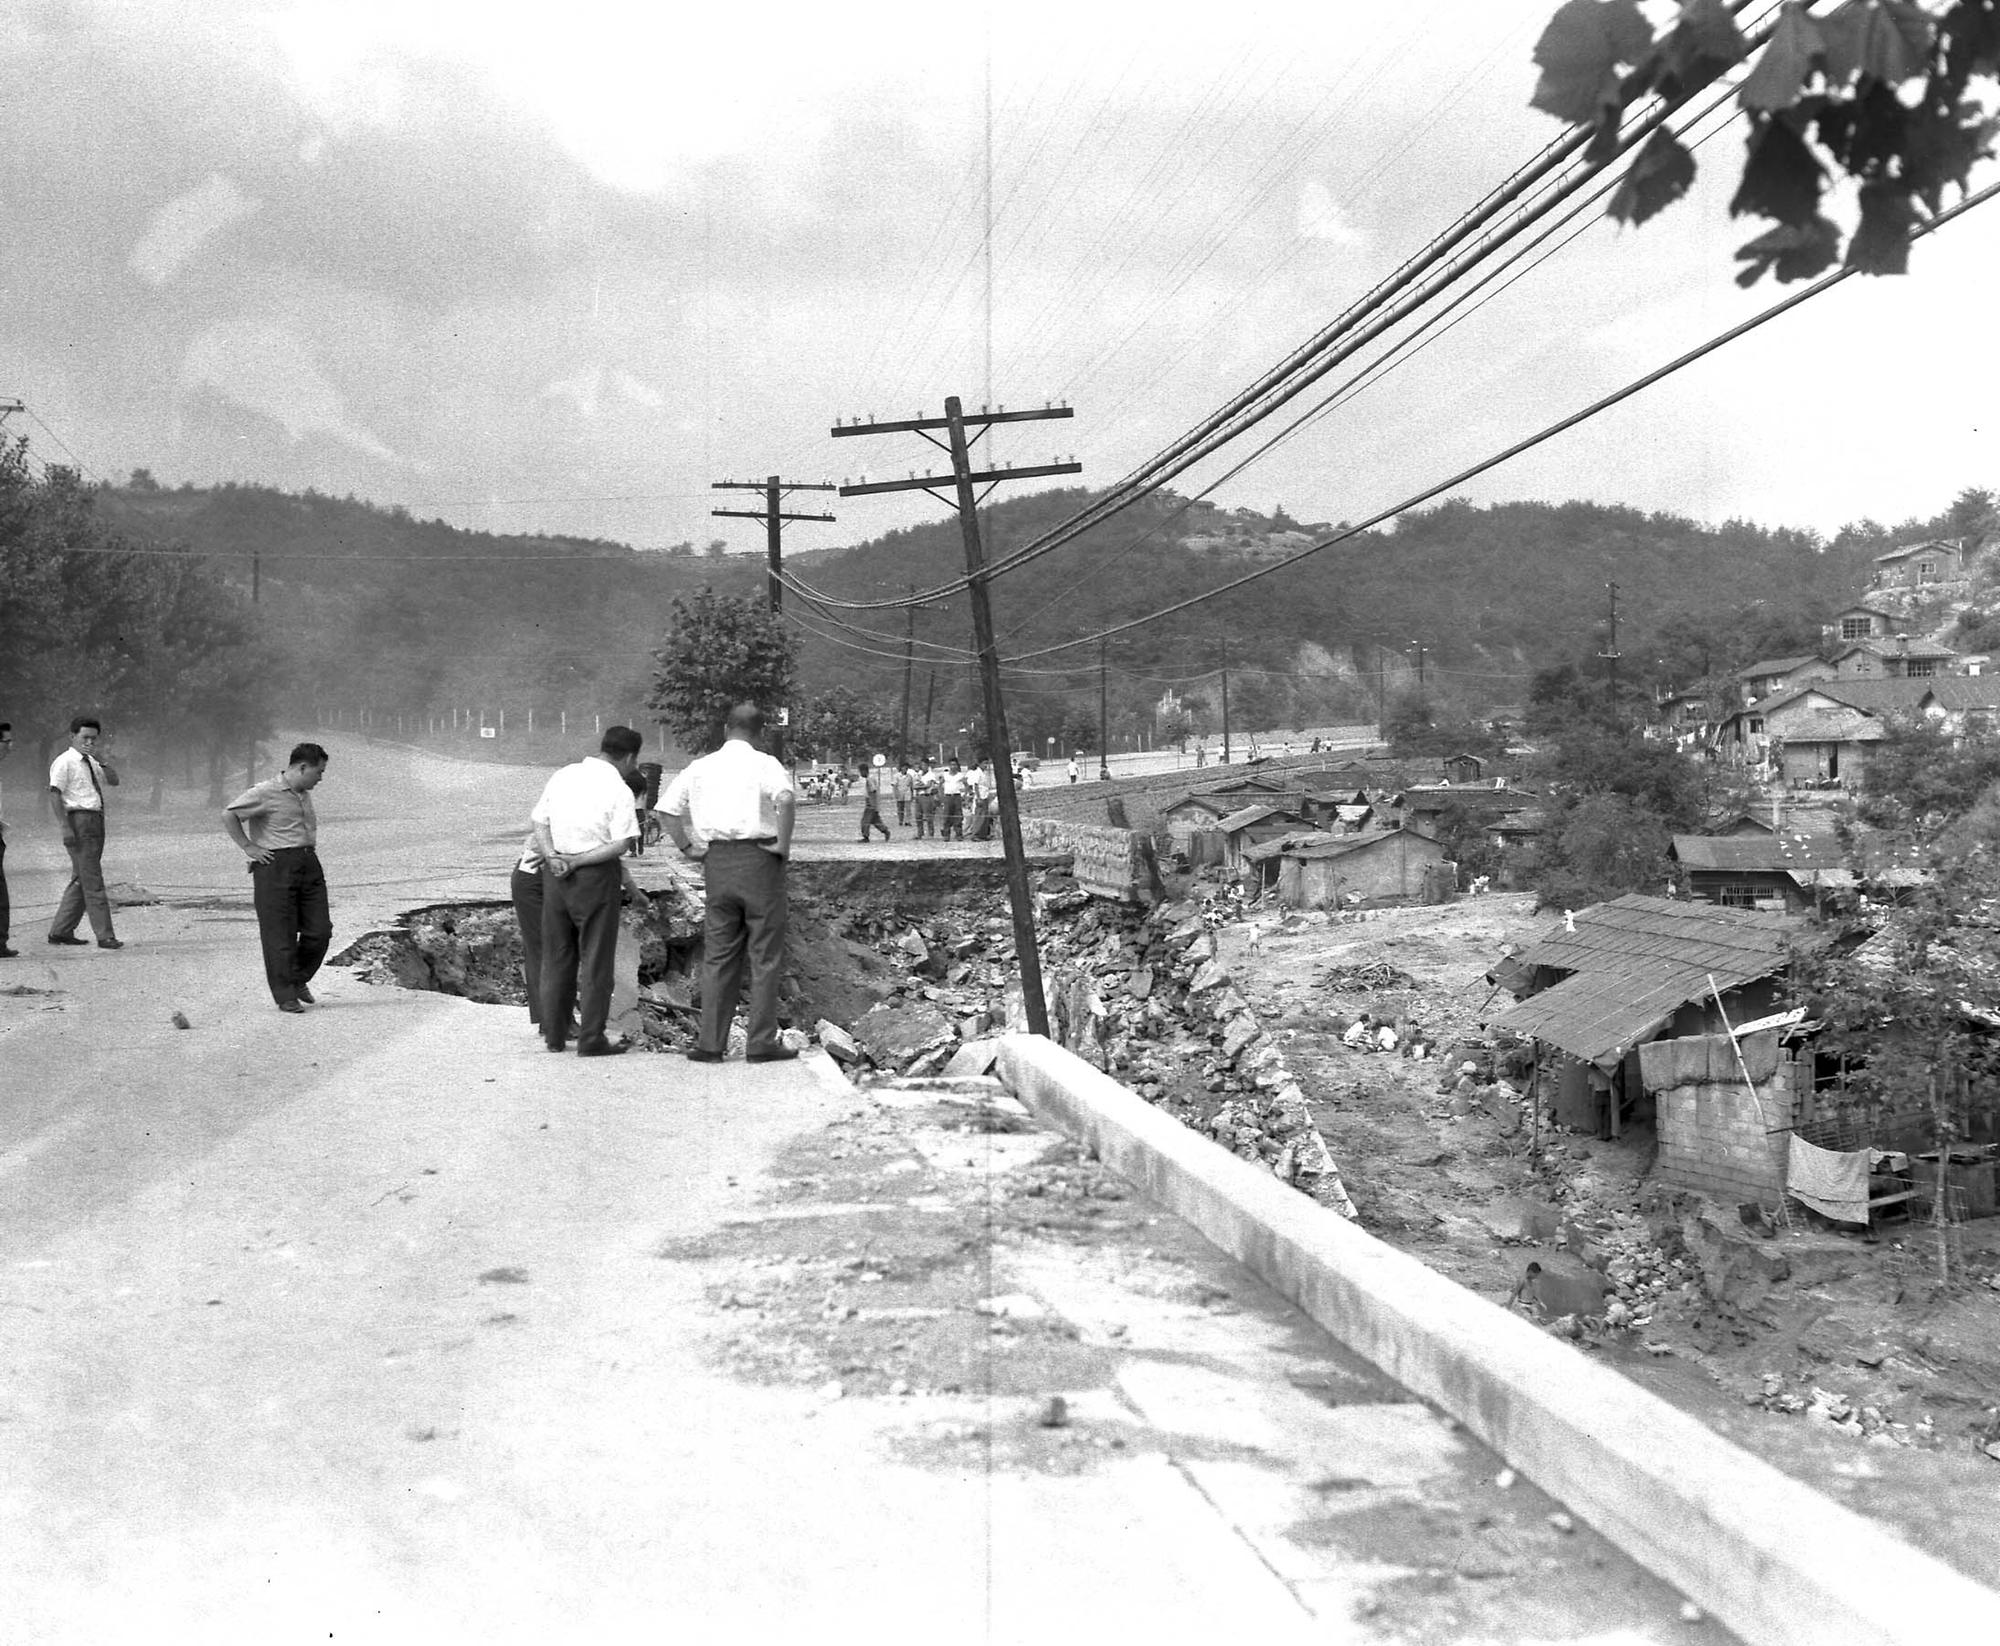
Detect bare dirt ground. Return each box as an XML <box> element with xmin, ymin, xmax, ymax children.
<box><xmin>1213</xmin><ymin>893</ymin><xmax>2000</xmax><ymax>1587</ymax></box>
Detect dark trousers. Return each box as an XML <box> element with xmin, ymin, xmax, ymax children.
<box><xmin>699</xmin><ymin>840</ymin><xmax>788</xmax><ymax>1056</ymax></box>
<box><xmin>251</xmin><ymin>846</ymin><xmax>332</xmax><ymax>1004</ymax></box>
<box><xmin>914</xmin><ymin>797</ymin><xmax>935</xmax><ymax>838</ymax></box>
<box><xmin>0</xmin><ymin>831</ymin><xmax>10</xmax><ymax>944</ymax></box>
<box><xmin>541</xmin><ymin>860</ymin><xmax>620</xmax><ymax>1046</ymax></box>
<box><xmin>510</xmin><ymin>865</ymin><xmax>545</xmax><ymax>1027</ymax></box>
<box><xmin>859</xmin><ymin>796</ymin><xmax>890</xmax><ymax>840</ymax></box>
<box><xmin>49</xmin><ymin>810</ymin><xmax>113</xmax><ymax>941</ymax></box>
<box><xmin>894</xmin><ymin>798</ymin><xmax>909</xmax><ymax>825</ymax></box>
<box><xmin>941</xmin><ymin>796</ymin><xmax>964</xmax><ymax>840</ymax></box>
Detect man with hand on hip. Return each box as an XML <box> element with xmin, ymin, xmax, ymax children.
<box><xmin>224</xmin><ymin>742</ymin><xmax>332</xmax><ymax>1013</ymax></box>
<box><xmin>531</xmin><ymin>725</ymin><xmax>643</xmax><ymax>1057</ymax></box>
<box><xmin>662</xmin><ymin>702</ymin><xmax>796</xmax><ymax>1064</ymax></box>
<box><xmin>46</xmin><ymin>715</ymin><xmax>122</xmax><ymax>950</ymax></box>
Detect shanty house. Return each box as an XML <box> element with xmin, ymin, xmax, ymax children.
<box><xmin>1870</xmin><ymin>537</ymin><xmax>1972</xmax><ymax>591</ymax></box>
<box><xmin>1213</xmin><ymin>803</ymin><xmax>1310</xmax><ymax>870</ymax></box>
<box><xmin>1161</xmin><ymin>793</ymin><xmax>1234</xmax><ymax>852</ymax></box>
<box><xmin>1486</xmin><ymin>895</ymin><xmax>1810</xmax><ymax>1200</ymax></box>
<box><xmin>1831</xmin><ymin>604</ymin><xmax>1896</xmax><ymax>644</ymax></box>
<box><xmin>1738</xmin><ymin>654</ymin><xmax>1833</xmax><ymax>703</ymax></box>
<box><xmin>1670</xmin><ymin>832</ymin><xmax>1844</xmax><ymax>911</ymax></box>
<box><xmin>1274</xmin><ymin>827</ymin><xmax>1450</xmax><ymax>909</ymax></box>
<box><xmin>1441</xmin><ymin>752</ymin><xmax>1486</xmax><ymax>784</ymax></box>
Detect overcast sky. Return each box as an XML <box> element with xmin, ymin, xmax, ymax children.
<box><xmin>4</xmin><ymin>0</ymin><xmax>1995</xmax><ymax>557</ymax></box>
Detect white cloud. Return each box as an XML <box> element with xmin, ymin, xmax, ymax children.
<box><xmin>131</xmin><ymin>174</ymin><xmax>259</xmax><ymax>286</ymax></box>
<box><xmin>1296</xmin><ymin>179</ymin><xmax>1362</xmax><ymax>247</ymax></box>
<box><xmin>180</xmin><ymin>320</ymin><xmax>399</xmax><ymax>462</ymax></box>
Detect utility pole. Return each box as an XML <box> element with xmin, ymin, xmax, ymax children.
<box><xmin>1600</xmin><ymin>581</ymin><xmax>1623</xmax><ymax>720</ymax></box>
<box><xmin>1098</xmin><ymin>637</ymin><xmax>1110</xmax><ymax>783</ymax></box>
<box><xmin>1218</xmin><ymin>639</ymin><xmax>1232</xmax><ymax>765</ymax></box>
<box><xmin>711</xmin><ymin>475</ymin><xmax>837</xmax><ymax>614</ymax></box>
<box><xmin>1412</xmin><ymin>641</ymin><xmax>1426</xmax><ymax>690</ymax></box>
<box><xmin>834</xmin><ymin>398</ymin><xmax>1080</xmax><ymax>1039</ymax></box>
<box><xmin>252</xmin><ymin>549</ymin><xmax>260</xmax><ymax>605</ymax></box>
<box><xmin>922</xmin><ymin>668</ymin><xmax>937</xmax><ymax>757</ymax></box>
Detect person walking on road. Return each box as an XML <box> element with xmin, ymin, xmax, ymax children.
<box><xmin>223</xmin><ymin>742</ymin><xmax>332</xmax><ymax>1013</ymax></box>
<box><xmin>859</xmin><ymin>754</ymin><xmax>892</xmax><ymax>842</ymax></box>
<box><xmin>892</xmin><ymin>761</ymin><xmax>913</xmax><ymax>827</ymax></box>
<box><xmin>939</xmin><ymin>758</ymin><xmax>966</xmax><ymax>840</ymax></box>
<box><xmin>46</xmin><ymin>715</ymin><xmax>122</xmax><ymax>950</ymax></box>
<box><xmin>530</xmin><ymin>725</ymin><xmax>643</xmax><ymax>1057</ymax></box>
<box><xmin>0</xmin><ymin>721</ymin><xmax>15</xmax><ymax>959</ymax></box>
<box><xmin>661</xmin><ymin>702</ymin><xmax>797</xmax><ymax>1064</ymax></box>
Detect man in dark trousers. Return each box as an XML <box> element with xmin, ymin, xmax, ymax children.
<box><xmin>46</xmin><ymin>715</ymin><xmax>122</xmax><ymax>949</ymax></box>
<box><xmin>858</xmin><ymin>753</ymin><xmax>892</xmax><ymax>842</ymax></box>
<box><xmin>662</xmin><ymin>702</ymin><xmax>796</xmax><ymax>1063</ymax></box>
<box><xmin>0</xmin><ymin>721</ymin><xmax>15</xmax><ymax>958</ymax></box>
<box><xmin>530</xmin><ymin>725</ymin><xmax>642</xmax><ymax>1057</ymax></box>
<box><xmin>223</xmin><ymin>743</ymin><xmax>332</xmax><ymax>1013</ymax></box>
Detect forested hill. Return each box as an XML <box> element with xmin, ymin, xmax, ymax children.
<box><xmin>92</xmin><ymin>474</ymin><xmax>1968</xmax><ymax>739</ymax></box>
<box><xmin>100</xmin><ymin>482</ymin><xmax>761</xmax><ymax>723</ymax></box>
<box><xmin>783</xmin><ymin>486</ymin><xmax>1912</xmax><ymax>732</ymax></box>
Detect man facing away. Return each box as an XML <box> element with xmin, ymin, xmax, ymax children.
<box><xmin>46</xmin><ymin>715</ymin><xmax>122</xmax><ymax>950</ymax></box>
<box><xmin>223</xmin><ymin>743</ymin><xmax>332</xmax><ymax>1013</ymax></box>
<box><xmin>530</xmin><ymin>725</ymin><xmax>643</xmax><ymax>1057</ymax></box>
<box><xmin>0</xmin><ymin>720</ymin><xmax>15</xmax><ymax>958</ymax></box>
<box><xmin>661</xmin><ymin>702</ymin><xmax>797</xmax><ymax>1064</ymax></box>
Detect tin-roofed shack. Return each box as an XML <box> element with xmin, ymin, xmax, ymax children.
<box><xmin>1486</xmin><ymin>895</ymin><xmax>1820</xmax><ymax>1200</ymax></box>
<box><xmin>1273</xmin><ymin>827</ymin><xmax>1451</xmax><ymax>909</ymax></box>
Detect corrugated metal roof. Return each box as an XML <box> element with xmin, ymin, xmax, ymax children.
<box><xmin>1737</xmin><ymin>653</ymin><xmax>1819</xmax><ymax>679</ymax></box>
<box><xmin>1489</xmin><ymin>894</ymin><xmax>1805</xmax><ymax>1068</ymax></box>
<box><xmin>1217</xmin><ymin>803</ymin><xmax>1300</xmax><ymax>832</ymax></box>
<box><xmin>1280</xmin><ymin>826</ymin><xmax>1435</xmax><ymax>861</ymax></box>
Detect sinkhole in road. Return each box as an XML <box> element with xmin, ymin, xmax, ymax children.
<box><xmin>328</xmin><ymin>857</ymin><xmax>1024</xmax><ymax>1034</ymax></box>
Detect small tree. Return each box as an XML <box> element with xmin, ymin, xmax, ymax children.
<box><xmin>647</xmin><ymin>588</ymin><xmax>796</xmax><ymax>756</ymax></box>
<box><xmin>796</xmin><ymin>685</ymin><xmax>897</xmax><ymax>768</ymax></box>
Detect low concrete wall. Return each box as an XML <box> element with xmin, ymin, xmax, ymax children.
<box><xmin>1018</xmin><ymin>818</ymin><xmax>1144</xmax><ymax>901</ymax></box>
<box><xmin>996</xmin><ymin>1035</ymin><xmax>1995</xmax><ymax>1646</ymax></box>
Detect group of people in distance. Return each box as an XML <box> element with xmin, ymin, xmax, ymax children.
<box><xmin>854</xmin><ymin>754</ymin><xmax>1042</xmax><ymax>844</ymax></box>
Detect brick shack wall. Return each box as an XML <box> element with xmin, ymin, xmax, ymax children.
<box><xmin>1654</xmin><ymin>1059</ymin><xmax>1799</xmax><ymax>1203</ymax></box>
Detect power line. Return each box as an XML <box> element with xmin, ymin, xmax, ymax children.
<box><xmin>1002</xmin><ymin>176</ymin><xmax>2000</xmax><ymax>664</ymax></box>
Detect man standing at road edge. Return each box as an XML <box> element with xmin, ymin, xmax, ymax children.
<box><xmin>46</xmin><ymin>714</ymin><xmax>121</xmax><ymax>949</ymax></box>
<box><xmin>223</xmin><ymin>742</ymin><xmax>332</xmax><ymax>1013</ymax></box>
<box><xmin>0</xmin><ymin>721</ymin><xmax>15</xmax><ymax>958</ymax></box>
<box><xmin>531</xmin><ymin>725</ymin><xmax>643</xmax><ymax>1057</ymax></box>
<box><xmin>662</xmin><ymin>702</ymin><xmax>796</xmax><ymax>1063</ymax></box>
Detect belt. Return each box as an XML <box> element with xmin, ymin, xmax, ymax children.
<box><xmin>708</xmin><ymin>836</ymin><xmax>778</xmax><ymax>847</ymax></box>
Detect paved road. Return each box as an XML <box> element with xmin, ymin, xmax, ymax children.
<box><xmin>0</xmin><ymin>735</ymin><xmax>1712</xmax><ymax>1643</ymax></box>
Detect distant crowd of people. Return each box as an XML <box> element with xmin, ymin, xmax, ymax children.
<box><xmin>836</xmin><ymin>754</ymin><xmax>1051</xmax><ymax>843</ymax></box>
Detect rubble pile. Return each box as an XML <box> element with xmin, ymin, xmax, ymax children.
<box><xmin>1744</xmin><ymin>1376</ymin><xmax>1937</xmax><ymax>1449</ymax></box>
<box><xmin>811</xmin><ymin>873</ymin><xmax>1359</xmax><ymax>1220</ymax></box>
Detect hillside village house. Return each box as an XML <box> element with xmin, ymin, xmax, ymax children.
<box><xmin>1827</xmin><ymin>635</ymin><xmax>1958</xmax><ymax>679</ymax></box>
<box><xmin>1870</xmin><ymin>537</ymin><xmax>1975</xmax><ymax>591</ymax></box>
<box><xmin>1830</xmin><ymin>604</ymin><xmax>1897</xmax><ymax>643</ymax></box>
<box><xmin>1737</xmin><ymin>653</ymin><xmax>1834</xmax><ymax>702</ymax></box>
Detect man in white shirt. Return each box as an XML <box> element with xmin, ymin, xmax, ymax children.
<box><xmin>662</xmin><ymin>702</ymin><xmax>796</xmax><ymax>1063</ymax></box>
<box><xmin>530</xmin><ymin>725</ymin><xmax>643</xmax><ymax>1056</ymax></box>
<box><xmin>939</xmin><ymin>758</ymin><xmax>967</xmax><ymax>840</ymax></box>
<box><xmin>0</xmin><ymin>720</ymin><xmax>14</xmax><ymax>958</ymax></box>
<box><xmin>46</xmin><ymin>715</ymin><xmax>122</xmax><ymax>949</ymax></box>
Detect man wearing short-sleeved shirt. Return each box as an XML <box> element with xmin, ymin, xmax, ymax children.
<box><xmin>46</xmin><ymin>715</ymin><xmax>122</xmax><ymax>949</ymax></box>
<box><xmin>662</xmin><ymin>702</ymin><xmax>796</xmax><ymax>1063</ymax></box>
<box><xmin>530</xmin><ymin>725</ymin><xmax>643</xmax><ymax>1057</ymax></box>
<box><xmin>224</xmin><ymin>743</ymin><xmax>331</xmax><ymax>1012</ymax></box>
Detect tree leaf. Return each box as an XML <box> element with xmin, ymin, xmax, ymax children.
<box><xmin>1530</xmin><ymin>0</ymin><xmax>1655</xmax><ymax>125</ymax></box>
<box><xmin>1941</xmin><ymin>0</ymin><xmax>2000</xmax><ymax>79</ymax></box>
<box><xmin>1732</xmin><ymin>214</ymin><xmax>1842</xmax><ymax>285</ymax></box>
<box><xmin>1816</xmin><ymin>1</ymin><xmax>1870</xmax><ymax>83</ymax></box>
<box><xmin>1857</xmin><ymin>0</ymin><xmax>1938</xmax><ymax>83</ymax></box>
<box><xmin>1607</xmin><ymin>128</ymin><xmax>1697</xmax><ymax>226</ymax></box>
<box><xmin>1729</xmin><ymin>117</ymin><xmax>1827</xmax><ymax>224</ymax></box>
<box><xmin>1847</xmin><ymin>180</ymin><xmax>1920</xmax><ymax>273</ymax></box>
<box><xmin>1738</xmin><ymin>3</ymin><xmax>1825</xmax><ymax>111</ymax></box>
<box><xmin>1657</xmin><ymin>0</ymin><xmax>1751</xmax><ymax>96</ymax></box>
<box><xmin>1844</xmin><ymin>77</ymin><xmax>1911</xmax><ymax>171</ymax></box>
<box><xmin>1899</xmin><ymin>100</ymin><xmax>2000</xmax><ymax>209</ymax></box>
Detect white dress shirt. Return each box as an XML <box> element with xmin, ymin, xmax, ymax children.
<box><xmin>531</xmin><ymin>757</ymin><xmax>639</xmax><ymax>854</ymax></box>
<box><xmin>48</xmin><ymin>748</ymin><xmax>108</xmax><ymax>812</ymax></box>
<box><xmin>661</xmin><ymin>739</ymin><xmax>793</xmax><ymax>846</ymax></box>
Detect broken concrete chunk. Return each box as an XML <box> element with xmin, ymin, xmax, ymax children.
<box><xmin>815</xmin><ymin>1020</ymin><xmax>862</xmax><ymax>1063</ymax></box>
<box><xmin>1220</xmin><ymin>1012</ymin><xmax>1262</xmax><ymax>1063</ymax></box>
<box><xmin>1188</xmin><ymin>960</ymin><xmax>1228</xmax><ymax>994</ymax></box>
<box><xmin>944</xmin><ymin>1040</ymin><xmax>1002</xmax><ymax>1077</ymax></box>
<box><xmin>1183</xmin><ymin>932</ymin><xmax>1216</xmax><ymax>966</ymax></box>
<box><xmin>897</xmin><ymin>928</ymin><xmax>930</xmax><ymax>958</ymax></box>
<box><xmin>853</xmin><ymin>1000</ymin><xmax>956</xmax><ymax>1069</ymax></box>
<box><xmin>1126</xmin><ymin>966</ymin><xmax>1154</xmax><ymax>1000</ymax></box>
